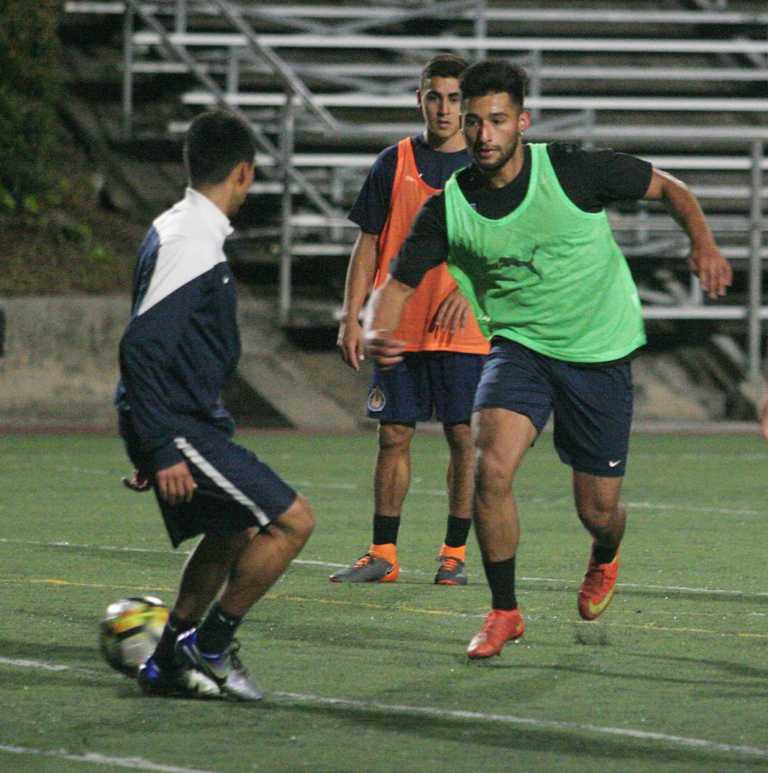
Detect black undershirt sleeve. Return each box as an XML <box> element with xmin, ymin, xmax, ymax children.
<box><xmin>347</xmin><ymin>144</ymin><xmax>398</xmax><ymax>234</ymax></box>
<box><xmin>390</xmin><ymin>192</ymin><xmax>449</xmax><ymax>287</ymax></box>
<box><xmin>547</xmin><ymin>142</ymin><xmax>653</xmax><ymax>211</ymax></box>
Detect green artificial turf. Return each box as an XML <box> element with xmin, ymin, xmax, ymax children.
<box><xmin>1</xmin><ymin>430</ymin><xmax>767</xmax><ymax>772</ymax></box>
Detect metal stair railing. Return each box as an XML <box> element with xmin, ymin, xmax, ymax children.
<box><xmin>123</xmin><ymin>0</ymin><xmax>347</xmax><ymax>325</ymax></box>
<box><xmin>121</xmin><ymin>6</ymin><xmax>335</xmax><ymax>216</ymax></box>
<box><xmin>206</xmin><ymin>0</ymin><xmax>339</xmax><ymax>134</ymax></box>
<box><xmin>70</xmin><ymin>1</ymin><xmax>768</xmax><ymax>376</ymax></box>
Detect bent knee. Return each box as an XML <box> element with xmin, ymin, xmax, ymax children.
<box><xmin>378</xmin><ymin>423</ymin><xmax>415</xmax><ymax>451</ymax></box>
<box><xmin>277</xmin><ymin>494</ymin><xmax>315</xmax><ymax>541</ymax></box>
<box><xmin>577</xmin><ymin>503</ymin><xmax>623</xmax><ymax>529</ymax></box>
<box><xmin>476</xmin><ymin>447</ymin><xmax>514</xmax><ymax>484</ymax></box>
<box><xmin>443</xmin><ymin>422</ymin><xmax>473</xmax><ymax>452</ymax></box>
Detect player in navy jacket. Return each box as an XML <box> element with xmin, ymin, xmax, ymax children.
<box><xmin>117</xmin><ymin>109</ymin><xmax>314</xmax><ymax>700</ymax></box>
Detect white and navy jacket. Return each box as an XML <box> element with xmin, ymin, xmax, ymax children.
<box><xmin>116</xmin><ymin>188</ymin><xmax>240</xmax><ymax>472</ymax></box>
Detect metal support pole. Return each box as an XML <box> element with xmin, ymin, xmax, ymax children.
<box><xmin>474</xmin><ymin>0</ymin><xmax>487</xmax><ymax>60</ymax></box>
<box><xmin>122</xmin><ymin>6</ymin><xmax>134</xmax><ymax>138</ymax></box>
<box><xmin>583</xmin><ymin>109</ymin><xmax>596</xmax><ymax>149</ymax></box>
<box><xmin>227</xmin><ymin>49</ymin><xmax>239</xmax><ymax>93</ymax></box>
<box><xmin>175</xmin><ymin>0</ymin><xmax>187</xmax><ymax>33</ymax></box>
<box><xmin>748</xmin><ymin>139</ymin><xmax>764</xmax><ymax>384</ymax></box>
<box><xmin>529</xmin><ymin>49</ymin><xmax>542</xmax><ymax>124</ymax></box>
<box><xmin>330</xmin><ymin>168</ymin><xmax>343</xmax><ymax>242</ymax></box>
<box><xmin>637</xmin><ymin>205</ymin><xmax>649</xmax><ymax>246</ymax></box>
<box><xmin>689</xmin><ymin>275</ymin><xmax>703</xmax><ymax>305</ymax></box>
<box><xmin>279</xmin><ymin>96</ymin><xmax>296</xmax><ymax>328</ymax></box>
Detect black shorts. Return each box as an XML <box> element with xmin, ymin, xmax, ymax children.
<box><xmin>120</xmin><ymin>413</ymin><xmax>297</xmax><ymax>547</ymax></box>
<box><xmin>367</xmin><ymin>351</ymin><xmax>485</xmax><ymax>425</ymax></box>
<box><xmin>474</xmin><ymin>339</ymin><xmax>633</xmax><ymax>477</ymax></box>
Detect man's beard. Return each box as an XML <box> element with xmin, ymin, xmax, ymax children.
<box><xmin>474</xmin><ymin>134</ymin><xmax>522</xmax><ymax>173</ymax></box>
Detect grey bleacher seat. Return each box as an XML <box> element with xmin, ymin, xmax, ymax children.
<box><xmin>131</xmin><ymin>31</ymin><xmax>768</xmax><ymax>56</ymax></box>
<box><xmin>180</xmin><ymin>89</ymin><xmax>768</xmax><ymax>115</ymax></box>
<box><xmin>66</xmin><ymin>2</ymin><xmax>768</xmax><ymax>28</ymax></box>
<box><xmin>64</xmin><ymin>0</ymin><xmax>768</xmax><ymax>344</ymax></box>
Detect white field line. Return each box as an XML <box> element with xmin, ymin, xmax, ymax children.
<box><xmin>2</xmin><ymin>537</ymin><xmax>768</xmax><ymax>599</ymax></box>
<box><xmin>624</xmin><ymin>501</ymin><xmax>760</xmax><ymax>516</ymax></box>
<box><xmin>272</xmin><ymin>692</ymin><xmax>768</xmax><ymax>760</ymax></box>
<box><xmin>55</xmin><ymin>465</ymin><xmax>766</xmax><ymax>516</ymax></box>
<box><xmin>0</xmin><ymin>745</ymin><xmax>213</xmax><ymax>773</ymax></box>
<box><xmin>1</xmin><ymin>657</ymin><xmax>766</xmax><ymax>764</ymax></box>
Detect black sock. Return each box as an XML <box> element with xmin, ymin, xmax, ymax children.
<box><xmin>444</xmin><ymin>515</ymin><xmax>471</xmax><ymax>548</ymax></box>
<box><xmin>153</xmin><ymin>612</ymin><xmax>195</xmax><ymax>667</ymax></box>
<box><xmin>373</xmin><ymin>514</ymin><xmax>400</xmax><ymax>546</ymax></box>
<box><xmin>482</xmin><ymin>556</ymin><xmax>518</xmax><ymax>610</ymax></box>
<box><xmin>593</xmin><ymin>543</ymin><xmax>618</xmax><ymax>565</ymax></box>
<box><xmin>197</xmin><ymin>602</ymin><xmax>243</xmax><ymax>654</ymax></box>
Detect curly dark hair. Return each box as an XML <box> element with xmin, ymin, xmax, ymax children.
<box><xmin>459</xmin><ymin>60</ymin><xmax>528</xmax><ymax>108</ymax></box>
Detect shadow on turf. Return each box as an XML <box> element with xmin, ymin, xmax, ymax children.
<box><xmin>573</xmin><ymin>627</ymin><xmax>610</xmax><ymax>646</ymax></box>
<box><xmin>518</xmin><ymin>582</ymin><xmax>768</xmax><ymax>606</ymax></box>
<box><xmin>657</xmin><ymin>653</ymin><xmax>768</xmax><ymax>680</ymax></box>
<box><xmin>272</xmin><ymin>702</ymin><xmax>768</xmax><ymax>770</ymax></box>
<box><xmin>459</xmin><ymin>634</ymin><xmax>768</xmax><ymax>693</ymax></box>
<box><xmin>34</xmin><ymin>542</ymin><xmax>181</xmax><ymax>569</ymax></box>
<box><xmin>0</xmin><ymin>668</ymin><xmax>108</xmax><ymax>690</ymax></box>
<box><xmin>0</xmin><ymin>637</ymin><xmax>95</xmax><ymax>662</ymax></box>
<box><xmin>253</xmin><ymin>617</ymin><xmax>463</xmax><ymax>651</ymax></box>
<box><xmin>476</xmin><ymin>659</ymin><xmax>768</xmax><ymax>693</ymax></box>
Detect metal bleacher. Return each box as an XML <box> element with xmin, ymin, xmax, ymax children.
<box><xmin>64</xmin><ymin>0</ymin><xmax>768</xmax><ymax>383</ymax></box>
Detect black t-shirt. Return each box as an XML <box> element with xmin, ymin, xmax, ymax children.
<box><xmin>348</xmin><ymin>134</ymin><xmax>472</xmax><ymax>235</ymax></box>
<box><xmin>392</xmin><ymin>142</ymin><xmax>653</xmax><ymax>288</ymax></box>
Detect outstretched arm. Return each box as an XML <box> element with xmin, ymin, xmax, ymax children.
<box><xmin>363</xmin><ymin>276</ymin><xmax>415</xmax><ymax>368</ymax></box>
<box><xmin>642</xmin><ymin>168</ymin><xmax>732</xmax><ymax>299</ymax></box>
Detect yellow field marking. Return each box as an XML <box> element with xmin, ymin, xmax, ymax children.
<box><xmin>4</xmin><ymin>577</ymin><xmax>767</xmax><ymax>641</ymax></box>
<box><xmin>584</xmin><ymin>620</ymin><xmax>768</xmax><ymax>639</ymax></box>
<box><xmin>268</xmin><ymin>592</ymin><xmax>768</xmax><ymax>640</ymax></box>
<box><xmin>0</xmin><ymin>577</ymin><xmax>176</xmax><ymax>593</ymax></box>
<box><xmin>269</xmin><ymin>591</ymin><xmax>474</xmax><ymax>618</ymax></box>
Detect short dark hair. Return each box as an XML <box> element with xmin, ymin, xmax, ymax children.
<box><xmin>420</xmin><ymin>53</ymin><xmax>468</xmax><ymax>90</ymax></box>
<box><xmin>183</xmin><ymin>108</ymin><xmax>256</xmax><ymax>187</ymax></box>
<box><xmin>460</xmin><ymin>60</ymin><xmax>528</xmax><ymax>109</ymax></box>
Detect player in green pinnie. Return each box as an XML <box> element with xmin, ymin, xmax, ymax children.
<box><xmin>363</xmin><ymin>60</ymin><xmax>732</xmax><ymax>658</ymax></box>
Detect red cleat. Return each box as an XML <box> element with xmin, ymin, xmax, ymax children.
<box><xmin>578</xmin><ymin>548</ymin><xmax>620</xmax><ymax>621</ymax></box>
<box><xmin>466</xmin><ymin>608</ymin><xmax>525</xmax><ymax>659</ymax></box>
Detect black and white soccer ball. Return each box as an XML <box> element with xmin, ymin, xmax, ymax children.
<box><xmin>99</xmin><ymin>596</ymin><xmax>169</xmax><ymax>677</ymax></box>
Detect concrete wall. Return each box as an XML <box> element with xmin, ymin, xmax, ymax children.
<box><xmin>0</xmin><ymin>295</ymin><xmax>737</xmax><ymax>431</ymax></box>
<box><xmin>0</xmin><ymin>295</ymin><xmax>357</xmax><ymax>431</ymax></box>
<box><xmin>0</xmin><ymin>296</ymin><xmax>129</xmax><ymax>428</ymax></box>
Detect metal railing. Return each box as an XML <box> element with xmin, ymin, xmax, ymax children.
<box><xmin>67</xmin><ymin>0</ymin><xmax>768</xmax><ymax>382</ymax></box>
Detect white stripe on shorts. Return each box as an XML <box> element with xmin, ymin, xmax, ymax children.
<box><xmin>174</xmin><ymin>436</ymin><xmax>271</xmax><ymax>527</ymax></box>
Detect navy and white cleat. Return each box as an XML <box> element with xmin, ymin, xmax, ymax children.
<box><xmin>137</xmin><ymin>655</ymin><xmax>220</xmax><ymax>699</ymax></box>
<box><xmin>176</xmin><ymin>629</ymin><xmax>263</xmax><ymax>702</ymax></box>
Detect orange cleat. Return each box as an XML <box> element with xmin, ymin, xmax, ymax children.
<box><xmin>466</xmin><ymin>608</ymin><xmax>525</xmax><ymax>659</ymax></box>
<box><xmin>329</xmin><ymin>544</ymin><xmax>400</xmax><ymax>583</ymax></box>
<box><xmin>434</xmin><ymin>544</ymin><xmax>467</xmax><ymax>586</ymax></box>
<box><xmin>578</xmin><ymin>547</ymin><xmax>620</xmax><ymax>621</ymax></box>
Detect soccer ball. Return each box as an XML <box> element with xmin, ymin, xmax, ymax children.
<box><xmin>99</xmin><ymin>596</ymin><xmax>169</xmax><ymax>677</ymax></box>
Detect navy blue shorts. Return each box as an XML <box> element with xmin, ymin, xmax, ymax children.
<box><xmin>367</xmin><ymin>351</ymin><xmax>485</xmax><ymax>425</ymax></box>
<box><xmin>474</xmin><ymin>339</ymin><xmax>634</xmax><ymax>477</ymax></box>
<box><xmin>120</xmin><ymin>413</ymin><xmax>297</xmax><ymax>548</ymax></box>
